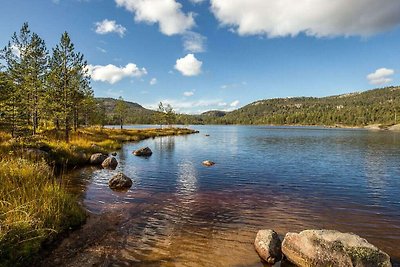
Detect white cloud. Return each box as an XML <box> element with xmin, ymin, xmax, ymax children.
<box><xmin>183</xmin><ymin>90</ymin><xmax>195</xmax><ymax>97</ymax></box>
<box><xmin>183</xmin><ymin>32</ymin><xmax>206</xmax><ymax>53</ymax></box>
<box><xmin>87</xmin><ymin>63</ymin><xmax>147</xmax><ymax>84</ymax></box>
<box><xmin>115</xmin><ymin>0</ymin><xmax>195</xmax><ymax>36</ymax></box>
<box><xmin>174</xmin><ymin>54</ymin><xmax>202</xmax><ymax>76</ymax></box>
<box><xmin>145</xmin><ymin>98</ymin><xmax>225</xmax><ymax>114</ymax></box>
<box><xmin>96</xmin><ymin>47</ymin><xmax>107</xmax><ymax>53</ymax></box>
<box><xmin>150</xmin><ymin>78</ymin><xmax>157</xmax><ymax>85</ymax></box>
<box><xmin>230</xmin><ymin>100</ymin><xmax>240</xmax><ymax>107</ymax></box>
<box><xmin>95</xmin><ymin>19</ymin><xmax>127</xmax><ymax>37</ymax></box>
<box><xmin>210</xmin><ymin>0</ymin><xmax>400</xmax><ymax>38</ymax></box>
<box><xmin>10</xmin><ymin>45</ymin><xmax>20</xmax><ymax>58</ymax></box>
<box><xmin>367</xmin><ymin>68</ymin><xmax>395</xmax><ymax>85</ymax></box>
<box><xmin>189</xmin><ymin>0</ymin><xmax>205</xmax><ymax>4</ymax></box>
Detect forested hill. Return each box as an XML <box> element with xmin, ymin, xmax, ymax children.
<box><xmin>95</xmin><ymin>98</ymin><xmax>156</xmax><ymax>124</ymax></box>
<box><xmin>197</xmin><ymin>86</ymin><xmax>400</xmax><ymax>126</ymax></box>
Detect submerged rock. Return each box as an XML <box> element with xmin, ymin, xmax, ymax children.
<box><xmin>133</xmin><ymin>147</ymin><xmax>153</xmax><ymax>157</ymax></box>
<box><xmin>254</xmin><ymin>229</ymin><xmax>282</xmax><ymax>264</ymax></box>
<box><xmin>108</xmin><ymin>172</ymin><xmax>133</xmax><ymax>190</ymax></box>
<box><xmin>90</xmin><ymin>153</ymin><xmax>108</xmax><ymax>165</ymax></box>
<box><xmin>101</xmin><ymin>157</ymin><xmax>118</xmax><ymax>170</ymax></box>
<box><xmin>282</xmin><ymin>229</ymin><xmax>392</xmax><ymax>267</ymax></box>
<box><xmin>202</xmin><ymin>160</ymin><xmax>215</xmax><ymax>167</ymax></box>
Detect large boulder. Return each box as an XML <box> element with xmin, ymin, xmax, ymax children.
<box><xmin>282</xmin><ymin>229</ymin><xmax>392</xmax><ymax>267</ymax></box>
<box><xmin>254</xmin><ymin>229</ymin><xmax>282</xmax><ymax>264</ymax></box>
<box><xmin>101</xmin><ymin>157</ymin><xmax>118</xmax><ymax>170</ymax></box>
<box><xmin>108</xmin><ymin>172</ymin><xmax>133</xmax><ymax>190</ymax></box>
<box><xmin>133</xmin><ymin>147</ymin><xmax>152</xmax><ymax>157</ymax></box>
<box><xmin>90</xmin><ymin>153</ymin><xmax>108</xmax><ymax>165</ymax></box>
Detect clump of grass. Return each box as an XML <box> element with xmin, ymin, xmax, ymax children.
<box><xmin>0</xmin><ymin>158</ymin><xmax>85</xmax><ymax>266</ymax></box>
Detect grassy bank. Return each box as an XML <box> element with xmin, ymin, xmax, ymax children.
<box><xmin>0</xmin><ymin>127</ymin><xmax>197</xmax><ymax>266</ymax></box>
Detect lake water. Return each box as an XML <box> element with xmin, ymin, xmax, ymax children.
<box><xmin>66</xmin><ymin>126</ymin><xmax>400</xmax><ymax>266</ymax></box>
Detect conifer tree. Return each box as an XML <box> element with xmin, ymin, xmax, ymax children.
<box><xmin>115</xmin><ymin>96</ymin><xmax>127</xmax><ymax>130</ymax></box>
<box><xmin>48</xmin><ymin>32</ymin><xmax>90</xmax><ymax>142</ymax></box>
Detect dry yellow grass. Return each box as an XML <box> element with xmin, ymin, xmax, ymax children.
<box><xmin>0</xmin><ymin>126</ymin><xmax>196</xmax><ymax>266</ymax></box>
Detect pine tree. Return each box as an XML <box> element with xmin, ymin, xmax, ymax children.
<box><xmin>48</xmin><ymin>32</ymin><xmax>90</xmax><ymax>142</ymax></box>
<box><xmin>115</xmin><ymin>96</ymin><xmax>127</xmax><ymax>130</ymax></box>
<box><xmin>0</xmin><ymin>23</ymin><xmax>48</xmax><ymax>136</ymax></box>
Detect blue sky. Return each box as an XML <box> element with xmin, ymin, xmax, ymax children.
<box><xmin>1</xmin><ymin>0</ymin><xmax>400</xmax><ymax>114</ymax></box>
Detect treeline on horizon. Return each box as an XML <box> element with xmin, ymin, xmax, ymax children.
<box><xmin>0</xmin><ymin>23</ymin><xmax>103</xmax><ymax>142</ymax></box>
<box><xmin>99</xmin><ymin>86</ymin><xmax>400</xmax><ymax>127</ymax></box>
<box><xmin>200</xmin><ymin>86</ymin><xmax>400</xmax><ymax>126</ymax></box>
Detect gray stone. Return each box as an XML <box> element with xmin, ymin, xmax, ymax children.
<box><xmin>254</xmin><ymin>229</ymin><xmax>282</xmax><ymax>264</ymax></box>
<box><xmin>101</xmin><ymin>157</ymin><xmax>118</xmax><ymax>170</ymax></box>
<box><xmin>282</xmin><ymin>229</ymin><xmax>392</xmax><ymax>267</ymax></box>
<box><xmin>133</xmin><ymin>147</ymin><xmax>153</xmax><ymax>157</ymax></box>
<box><xmin>90</xmin><ymin>153</ymin><xmax>108</xmax><ymax>165</ymax></box>
<box><xmin>108</xmin><ymin>172</ymin><xmax>133</xmax><ymax>190</ymax></box>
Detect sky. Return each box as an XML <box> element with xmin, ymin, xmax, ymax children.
<box><xmin>1</xmin><ymin>0</ymin><xmax>400</xmax><ymax>114</ymax></box>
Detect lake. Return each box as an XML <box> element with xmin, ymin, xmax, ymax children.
<box><xmin>65</xmin><ymin>125</ymin><xmax>400</xmax><ymax>266</ymax></box>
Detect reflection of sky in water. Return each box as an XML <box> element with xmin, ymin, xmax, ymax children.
<box><xmin>64</xmin><ymin>126</ymin><xmax>400</xmax><ymax>263</ymax></box>
<box><xmin>177</xmin><ymin>161</ymin><xmax>198</xmax><ymax>197</ymax></box>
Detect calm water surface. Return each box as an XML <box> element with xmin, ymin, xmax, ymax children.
<box><xmin>66</xmin><ymin>126</ymin><xmax>400</xmax><ymax>266</ymax></box>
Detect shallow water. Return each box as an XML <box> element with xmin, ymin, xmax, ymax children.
<box><xmin>64</xmin><ymin>126</ymin><xmax>400</xmax><ymax>266</ymax></box>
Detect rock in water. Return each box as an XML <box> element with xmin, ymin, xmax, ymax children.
<box><xmin>133</xmin><ymin>147</ymin><xmax>153</xmax><ymax>157</ymax></box>
<box><xmin>282</xmin><ymin>229</ymin><xmax>392</xmax><ymax>267</ymax></box>
<box><xmin>108</xmin><ymin>172</ymin><xmax>133</xmax><ymax>190</ymax></box>
<box><xmin>90</xmin><ymin>153</ymin><xmax>108</xmax><ymax>165</ymax></box>
<box><xmin>202</xmin><ymin>160</ymin><xmax>215</xmax><ymax>167</ymax></box>
<box><xmin>254</xmin><ymin>230</ymin><xmax>282</xmax><ymax>264</ymax></box>
<box><xmin>111</xmin><ymin>152</ymin><xmax>117</xmax><ymax>156</ymax></box>
<box><xmin>101</xmin><ymin>157</ymin><xmax>118</xmax><ymax>170</ymax></box>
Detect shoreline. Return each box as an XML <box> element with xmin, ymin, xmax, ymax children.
<box><xmin>0</xmin><ymin>127</ymin><xmax>198</xmax><ymax>267</ymax></box>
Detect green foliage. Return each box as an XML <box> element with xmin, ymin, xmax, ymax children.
<box><xmin>115</xmin><ymin>96</ymin><xmax>127</xmax><ymax>129</ymax></box>
<box><xmin>0</xmin><ymin>158</ymin><xmax>85</xmax><ymax>267</ymax></box>
<box><xmin>175</xmin><ymin>86</ymin><xmax>400</xmax><ymax>126</ymax></box>
<box><xmin>154</xmin><ymin>102</ymin><xmax>176</xmax><ymax>126</ymax></box>
<box><xmin>95</xmin><ymin>97</ymin><xmax>157</xmax><ymax>125</ymax></box>
<box><xmin>0</xmin><ymin>24</ymin><xmax>94</xmax><ymax>141</ymax></box>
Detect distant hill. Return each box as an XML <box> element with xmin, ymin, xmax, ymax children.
<box><xmin>95</xmin><ymin>98</ymin><xmax>156</xmax><ymax>124</ymax></box>
<box><xmin>197</xmin><ymin>86</ymin><xmax>400</xmax><ymax>126</ymax></box>
<box><xmin>201</xmin><ymin>110</ymin><xmax>227</xmax><ymax>117</ymax></box>
<box><xmin>96</xmin><ymin>86</ymin><xmax>400</xmax><ymax>127</ymax></box>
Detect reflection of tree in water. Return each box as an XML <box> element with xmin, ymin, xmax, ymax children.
<box><xmin>154</xmin><ymin>136</ymin><xmax>175</xmax><ymax>154</ymax></box>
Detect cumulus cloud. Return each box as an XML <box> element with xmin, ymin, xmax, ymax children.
<box><xmin>210</xmin><ymin>0</ymin><xmax>400</xmax><ymax>37</ymax></box>
<box><xmin>367</xmin><ymin>68</ymin><xmax>395</xmax><ymax>85</ymax></box>
<box><xmin>115</xmin><ymin>0</ymin><xmax>195</xmax><ymax>36</ymax></box>
<box><xmin>183</xmin><ymin>32</ymin><xmax>206</xmax><ymax>53</ymax></box>
<box><xmin>95</xmin><ymin>19</ymin><xmax>127</xmax><ymax>37</ymax></box>
<box><xmin>150</xmin><ymin>78</ymin><xmax>157</xmax><ymax>85</ymax></box>
<box><xmin>189</xmin><ymin>0</ymin><xmax>206</xmax><ymax>4</ymax></box>
<box><xmin>174</xmin><ymin>54</ymin><xmax>202</xmax><ymax>76</ymax></box>
<box><xmin>183</xmin><ymin>90</ymin><xmax>195</xmax><ymax>97</ymax></box>
<box><xmin>146</xmin><ymin>98</ymin><xmax>224</xmax><ymax>114</ymax></box>
<box><xmin>230</xmin><ymin>100</ymin><xmax>240</xmax><ymax>107</ymax></box>
<box><xmin>87</xmin><ymin>63</ymin><xmax>147</xmax><ymax>84</ymax></box>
